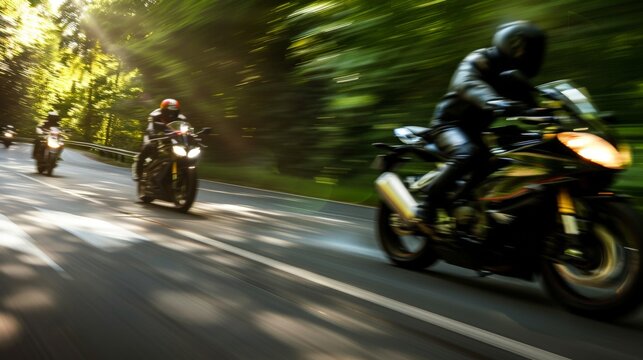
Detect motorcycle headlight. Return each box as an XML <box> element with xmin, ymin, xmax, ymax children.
<box><xmin>172</xmin><ymin>145</ymin><xmax>187</xmax><ymax>157</ymax></box>
<box><xmin>187</xmin><ymin>147</ymin><xmax>201</xmax><ymax>159</ymax></box>
<box><xmin>47</xmin><ymin>137</ymin><xmax>61</xmax><ymax>149</ymax></box>
<box><xmin>557</xmin><ymin>132</ymin><xmax>625</xmax><ymax>170</ymax></box>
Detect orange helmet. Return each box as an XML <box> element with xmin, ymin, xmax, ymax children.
<box><xmin>159</xmin><ymin>98</ymin><xmax>180</xmax><ymax>120</ymax></box>
<box><xmin>160</xmin><ymin>98</ymin><xmax>180</xmax><ymax>111</ymax></box>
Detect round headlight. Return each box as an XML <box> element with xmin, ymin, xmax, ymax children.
<box><xmin>172</xmin><ymin>145</ymin><xmax>187</xmax><ymax>157</ymax></box>
<box><xmin>187</xmin><ymin>147</ymin><xmax>201</xmax><ymax>159</ymax></box>
<box><xmin>47</xmin><ymin>137</ymin><xmax>61</xmax><ymax>149</ymax></box>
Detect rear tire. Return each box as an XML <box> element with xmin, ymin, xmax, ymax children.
<box><xmin>542</xmin><ymin>201</ymin><xmax>643</xmax><ymax>320</ymax></box>
<box><xmin>377</xmin><ymin>202</ymin><xmax>438</xmax><ymax>270</ymax></box>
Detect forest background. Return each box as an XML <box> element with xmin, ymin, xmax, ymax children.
<box><xmin>2</xmin><ymin>0</ymin><xmax>642</xmax><ymax>204</ymax></box>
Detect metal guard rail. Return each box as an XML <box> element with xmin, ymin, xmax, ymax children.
<box><xmin>66</xmin><ymin>140</ymin><xmax>137</xmax><ymax>162</ymax></box>
<box><xmin>13</xmin><ymin>136</ymin><xmax>137</xmax><ymax>163</ymax></box>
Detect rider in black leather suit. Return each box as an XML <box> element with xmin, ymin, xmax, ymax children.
<box><xmin>419</xmin><ymin>21</ymin><xmax>547</xmax><ymax>221</ymax></box>
<box><xmin>32</xmin><ymin>111</ymin><xmax>61</xmax><ymax>159</ymax></box>
<box><xmin>133</xmin><ymin>98</ymin><xmax>186</xmax><ymax>181</ymax></box>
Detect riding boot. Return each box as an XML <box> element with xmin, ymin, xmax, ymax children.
<box><xmin>418</xmin><ymin>159</ymin><xmax>471</xmax><ymax>222</ymax></box>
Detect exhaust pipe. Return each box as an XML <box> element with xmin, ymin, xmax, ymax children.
<box><xmin>375</xmin><ymin>172</ymin><xmax>418</xmax><ymax>222</ymax></box>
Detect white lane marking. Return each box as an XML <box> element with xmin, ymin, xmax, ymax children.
<box><xmin>196</xmin><ymin>190</ymin><xmax>372</xmax><ymax>223</ymax></box>
<box><xmin>0</xmin><ymin>214</ymin><xmax>68</xmax><ymax>277</ymax></box>
<box><xmin>197</xmin><ymin>202</ymin><xmax>353</xmax><ymax>225</ymax></box>
<box><xmin>174</xmin><ymin>229</ymin><xmax>569</xmax><ymax>360</ymax></box>
<box><xmin>38</xmin><ymin>208</ymin><xmax>148</xmax><ymax>251</ymax></box>
<box><xmin>13</xmin><ymin>172</ymin><xmax>105</xmax><ymax>205</ymax></box>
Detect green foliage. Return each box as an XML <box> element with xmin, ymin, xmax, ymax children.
<box><xmin>2</xmin><ymin>0</ymin><xmax>643</xmax><ymax>191</ymax></box>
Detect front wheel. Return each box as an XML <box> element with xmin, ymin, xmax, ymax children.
<box><xmin>137</xmin><ymin>173</ymin><xmax>154</xmax><ymax>204</ymax></box>
<box><xmin>542</xmin><ymin>201</ymin><xmax>643</xmax><ymax>319</ymax></box>
<box><xmin>173</xmin><ymin>168</ymin><xmax>197</xmax><ymax>213</ymax></box>
<box><xmin>46</xmin><ymin>156</ymin><xmax>56</xmax><ymax>176</ymax></box>
<box><xmin>377</xmin><ymin>202</ymin><xmax>438</xmax><ymax>270</ymax></box>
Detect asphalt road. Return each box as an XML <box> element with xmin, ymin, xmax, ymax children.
<box><xmin>1</xmin><ymin>143</ymin><xmax>642</xmax><ymax>360</ymax></box>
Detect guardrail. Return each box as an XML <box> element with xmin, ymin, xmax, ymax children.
<box><xmin>66</xmin><ymin>140</ymin><xmax>137</xmax><ymax>162</ymax></box>
<box><xmin>13</xmin><ymin>136</ymin><xmax>137</xmax><ymax>163</ymax></box>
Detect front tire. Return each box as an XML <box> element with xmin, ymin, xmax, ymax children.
<box><xmin>542</xmin><ymin>201</ymin><xmax>643</xmax><ymax>319</ymax></box>
<box><xmin>137</xmin><ymin>173</ymin><xmax>154</xmax><ymax>204</ymax></box>
<box><xmin>377</xmin><ymin>202</ymin><xmax>438</xmax><ymax>270</ymax></box>
<box><xmin>173</xmin><ymin>168</ymin><xmax>197</xmax><ymax>213</ymax></box>
<box><xmin>46</xmin><ymin>157</ymin><xmax>55</xmax><ymax>176</ymax></box>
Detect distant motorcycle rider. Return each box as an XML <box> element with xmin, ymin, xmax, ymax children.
<box><xmin>419</xmin><ymin>21</ymin><xmax>547</xmax><ymax>222</ymax></box>
<box><xmin>133</xmin><ymin>98</ymin><xmax>186</xmax><ymax>181</ymax></box>
<box><xmin>32</xmin><ymin>111</ymin><xmax>61</xmax><ymax>159</ymax></box>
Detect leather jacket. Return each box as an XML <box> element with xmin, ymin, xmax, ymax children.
<box><xmin>145</xmin><ymin>108</ymin><xmax>187</xmax><ymax>138</ymax></box>
<box><xmin>431</xmin><ymin>47</ymin><xmax>536</xmax><ymax>134</ymax></box>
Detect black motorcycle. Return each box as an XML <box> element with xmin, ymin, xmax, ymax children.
<box><xmin>373</xmin><ymin>78</ymin><xmax>643</xmax><ymax>319</ymax></box>
<box><xmin>1</xmin><ymin>125</ymin><xmax>16</xmax><ymax>148</ymax></box>
<box><xmin>136</xmin><ymin>120</ymin><xmax>210</xmax><ymax>212</ymax></box>
<box><xmin>35</xmin><ymin>126</ymin><xmax>64</xmax><ymax>176</ymax></box>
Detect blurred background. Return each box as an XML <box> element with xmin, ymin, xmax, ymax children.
<box><xmin>2</xmin><ymin>0</ymin><xmax>642</xmax><ymax>204</ymax></box>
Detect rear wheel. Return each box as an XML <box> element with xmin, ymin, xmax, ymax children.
<box><xmin>542</xmin><ymin>201</ymin><xmax>643</xmax><ymax>319</ymax></box>
<box><xmin>377</xmin><ymin>202</ymin><xmax>438</xmax><ymax>270</ymax></box>
<box><xmin>173</xmin><ymin>168</ymin><xmax>197</xmax><ymax>213</ymax></box>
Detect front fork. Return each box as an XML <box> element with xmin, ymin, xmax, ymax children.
<box><xmin>556</xmin><ymin>188</ymin><xmax>588</xmax><ymax>261</ymax></box>
<box><xmin>172</xmin><ymin>160</ymin><xmax>178</xmax><ymax>181</ymax></box>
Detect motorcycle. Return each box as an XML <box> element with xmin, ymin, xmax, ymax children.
<box><xmin>35</xmin><ymin>126</ymin><xmax>64</xmax><ymax>176</ymax></box>
<box><xmin>136</xmin><ymin>120</ymin><xmax>210</xmax><ymax>212</ymax></box>
<box><xmin>373</xmin><ymin>76</ymin><xmax>643</xmax><ymax>319</ymax></box>
<box><xmin>1</xmin><ymin>125</ymin><xmax>16</xmax><ymax>148</ymax></box>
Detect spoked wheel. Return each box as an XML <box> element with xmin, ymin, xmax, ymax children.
<box><xmin>173</xmin><ymin>169</ymin><xmax>197</xmax><ymax>213</ymax></box>
<box><xmin>542</xmin><ymin>201</ymin><xmax>643</xmax><ymax>319</ymax></box>
<box><xmin>377</xmin><ymin>202</ymin><xmax>437</xmax><ymax>270</ymax></box>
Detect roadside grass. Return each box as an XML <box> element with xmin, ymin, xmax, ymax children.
<box><xmin>198</xmin><ymin>162</ymin><xmax>380</xmax><ymax>205</ymax></box>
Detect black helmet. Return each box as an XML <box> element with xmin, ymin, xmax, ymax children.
<box><xmin>492</xmin><ymin>21</ymin><xmax>546</xmax><ymax>78</ymax></box>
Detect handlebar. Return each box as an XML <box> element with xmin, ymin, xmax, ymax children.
<box><xmin>506</xmin><ymin>115</ymin><xmax>558</xmax><ymax>125</ymax></box>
